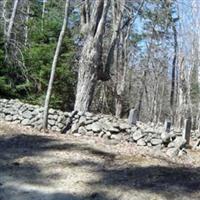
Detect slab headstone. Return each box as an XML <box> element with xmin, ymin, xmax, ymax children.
<box><xmin>182</xmin><ymin>118</ymin><xmax>191</xmax><ymax>145</ymax></box>
<box><xmin>128</xmin><ymin>108</ymin><xmax>138</xmax><ymax>126</ymax></box>
<box><xmin>164</xmin><ymin>119</ymin><xmax>171</xmax><ymax>133</ymax></box>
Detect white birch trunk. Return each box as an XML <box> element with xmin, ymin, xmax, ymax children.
<box><xmin>43</xmin><ymin>0</ymin><xmax>70</xmax><ymax>130</ymax></box>
<box><xmin>6</xmin><ymin>0</ymin><xmax>19</xmax><ymax>43</ymax></box>
<box><xmin>25</xmin><ymin>3</ymin><xmax>30</xmax><ymax>46</ymax></box>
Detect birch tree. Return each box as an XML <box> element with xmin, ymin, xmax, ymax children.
<box><xmin>43</xmin><ymin>0</ymin><xmax>70</xmax><ymax>130</ymax></box>
<box><xmin>6</xmin><ymin>0</ymin><xmax>19</xmax><ymax>44</ymax></box>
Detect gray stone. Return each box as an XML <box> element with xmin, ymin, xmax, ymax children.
<box><xmin>168</xmin><ymin>142</ymin><xmax>175</xmax><ymax>148</ymax></box>
<box><xmin>106</xmin><ymin>131</ymin><xmax>112</xmax><ymax>137</ymax></box>
<box><xmin>5</xmin><ymin>115</ymin><xmax>13</xmax><ymax>121</ymax></box>
<box><xmin>49</xmin><ymin>108</ymin><xmax>56</xmax><ymax>114</ymax></box>
<box><xmin>85</xmin><ymin>119</ymin><xmax>94</xmax><ymax>125</ymax></box>
<box><xmin>119</xmin><ymin>123</ymin><xmax>131</xmax><ymax>130</ymax></box>
<box><xmin>128</xmin><ymin>108</ymin><xmax>138</xmax><ymax>125</ymax></box>
<box><xmin>51</xmin><ymin>126</ymin><xmax>61</xmax><ymax>132</ymax></box>
<box><xmin>109</xmin><ymin>127</ymin><xmax>120</xmax><ymax>133</ymax></box>
<box><xmin>131</xmin><ymin>126</ymin><xmax>137</xmax><ymax>133</ymax></box>
<box><xmin>22</xmin><ymin>111</ymin><xmax>33</xmax><ymax>119</ymax></box>
<box><xmin>110</xmin><ymin>134</ymin><xmax>121</xmax><ymax>141</ymax></box>
<box><xmin>78</xmin><ymin>116</ymin><xmax>87</xmax><ymax>126</ymax></box>
<box><xmin>85</xmin><ymin>112</ymin><xmax>93</xmax><ymax>118</ymax></box>
<box><xmin>182</xmin><ymin>118</ymin><xmax>191</xmax><ymax>145</ymax></box>
<box><xmin>151</xmin><ymin>138</ymin><xmax>162</xmax><ymax>146</ymax></box>
<box><xmin>71</xmin><ymin>123</ymin><xmax>80</xmax><ymax>133</ymax></box>
<box><xmin>147</xmin><ymin>143</ymin><xmax>152</xmax><ymax>147</ymax></box>
<box><xmin>21</xmin><ymin>119</ymin><xmax>30</xmax><ymax>125</ymax></box>
<box><xmin>85</xmin><ymin>122</ymin><xmax>102</xmax><ymax>132</ymax></box>
<box><xmin>137</xmin><ymin>139</ymin><xmax>146</xmax><ymax>146</ymax></box>
<box><xmin>132</xmin><ymin>130</ymin><xmax>144</xmax><ymax>141</ymax></box>
<box><xmin>57</xmin><ymin>123</ymin><xmax>64</xmax><ymax>129</ymax></box>
<box><xmin>78</xmin><ymin>126</ymin><xmax>87</xmax><ymax>135</ymax></box>
<box><xmin>48</xmin><ymin>119</ymin><xmax>55</xmax><ymax>126</ymax></box>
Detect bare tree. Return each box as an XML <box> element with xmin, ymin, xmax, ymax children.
<box><xmin>6</xmin><ymin>0</ymin><xmax>19</xmax><ymax>44</ymax></box>
<box><xmin>43</xmin><ymin>0</ymin><xmax>70</xmax><ymax>131</ymax></box>
<box><xmin>74</xmin><ymin>0</ymin><xmax>110</xmax><ymax>112</ymax></box>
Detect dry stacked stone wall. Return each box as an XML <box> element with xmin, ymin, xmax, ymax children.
<box><xmin>0</xmin><ymin>98</ymin><xmax>199</xmax><ymax>157</ymax></box>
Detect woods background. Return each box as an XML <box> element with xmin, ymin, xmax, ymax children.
<box><xmin>0</xmin><ymin>0</ymin><xmax>199</xmax><ymax>130</ymax></box>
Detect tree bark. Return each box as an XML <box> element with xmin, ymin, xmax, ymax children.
<box><xmin>6</xmin><ymin>0</ymin><xmax>19</xmax><ymax>44</ymax></box>
<box><xmin>170</xmin><ymin>22</ymin><xmax>177</xmax><ymax>123</ymax></box>
<box><xmin>24</xmin><ymin>2</ymin><xmax>30</xmax><ymax>46</ymax></box>
<box><xmin>43</xmin><ymin>0</ymin><xmax>70</xmax><ymax>130</ymax></box>
<box><xmin>74</xmin><ymin>0</ymin><xmax>110</xmax><ymax>112</ymax></box>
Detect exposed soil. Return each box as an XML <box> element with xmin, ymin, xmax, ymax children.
<box><xmin>0</xmin><ymin>120</ymin><xmax>200</xmax><ymax>200</ymax></box>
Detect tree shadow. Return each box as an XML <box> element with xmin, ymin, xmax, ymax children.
<box><xmin>1</xmin><ymin>132</ymin><xmax>200</xmax><ymax>199</ymax></box>
<box><xmin>0</xmin><ymin>133</ymin><xmax>115</xmax><ymax>187</ymax></box>
<box><xmin>89</xmin><ymin>164</ymin><xmax>200</xmax><ymax>199</ymax></box>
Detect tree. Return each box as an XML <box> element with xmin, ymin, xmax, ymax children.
<box><xmin>74</xmin><ymin>0</ymin><xmax>110</xmax><ymax>112</ymax></box>
<box><xmin>43</xmin><ymin>0</ymin><xmax>70</xmax><ymax>131</ymax></box>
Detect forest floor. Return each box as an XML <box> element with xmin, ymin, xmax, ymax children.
<box><xmin>0</xmin><ymin>121</ymin><xmax>200</xmax><ymax>200</ymax></box>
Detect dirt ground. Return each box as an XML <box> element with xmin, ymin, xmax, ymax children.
<box><xmin>0</xmin><ymin>120</ymin><xmax>200</xmax><ymax>200</ymax></box>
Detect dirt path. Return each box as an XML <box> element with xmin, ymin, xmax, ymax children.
<box><xmin>0</xmin><ymin>121</ymin><xmax>200</xmax><ymax>200</ymax></box>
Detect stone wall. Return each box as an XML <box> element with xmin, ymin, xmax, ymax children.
<box><xmin>0</xmin><ymin>98</ymin><xmax>198</xmax><ymax>157</ymax></box>
<box><xmin>0</xmin><ymin>99</ymin><xmax>68</xmax><ymax>132</ymax></box>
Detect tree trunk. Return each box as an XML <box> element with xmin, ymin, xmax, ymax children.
<box><xmin>42</xmin><ymin>0</ymin><xmax>46</xmax><ymax>31</ymax></box>
<box><xmin>177</xmin><ymin>57</ymin><xmax>187</xmax><ymax>128</ymax></box>
<box><xmin>170</xmin><ymin>22</ymin><xmax>177</xmax><ymax>123</ymax></box>
<box><xmin>24</xmin><ymin>2</ymin><xmax>30</xmax><ymax>46</ymax></box>
<box><xmin>2</xmin><ymin>0</ymin><xmax>8</xmax><ymax>37</ymax></box>
<box><xmin>74</xmin><ymin>0</ymin><xmax>110</xmax><ymax>112</ymax></box>
<box><xmin>6</xmin><ymin>0</ymin><xmax>19</xmax><ymax>43</ymax></box>
<box><xmin>43</xmin><ymin>0</ymin><xmax>70</xmax><ymax>131</ymax></box>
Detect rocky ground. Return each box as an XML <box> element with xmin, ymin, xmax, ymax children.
<box><xmin>0</xmin><ymin>120</ymin><xmax>200</xmax><ymax>200</ymax></box>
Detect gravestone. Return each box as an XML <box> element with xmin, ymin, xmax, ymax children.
<box><xmin>128</xmin><ymin>108</ymin><xmax>138</xmax><ymax>126</ymax></box>
<box><xmin>182</xmin><ymin>118</ymin><xmax>191</xmax><ymax>145</ymax></box>
<box><xmin>164</xmin><ymin>119</ymin><xmax>171</xmax><ymax>133</ymax></box>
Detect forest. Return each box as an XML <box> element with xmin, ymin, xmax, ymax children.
<box><xmin>1</xmin><ymin>1</ymin><xmax>200</xmax><ymax>200</ymax></box>
<box><xmin>0</xmin><ymin>0</ymin><xmax>199</xmax><ymax>129</ymax></box>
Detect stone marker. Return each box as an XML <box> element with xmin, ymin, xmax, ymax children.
<box><xmin>182</xmin><ymin>118</ymin><xmax>191</xmax><ymax>145</ymax></box>
<box><xmin>164</xmin><ymin>119</ymin><xmax>171</xmax><ymax>133</ymax></box>
<box><xmin>128</xmin><ymin>108</ymin><xmax>138</xmax><ymax>126</ymax></box>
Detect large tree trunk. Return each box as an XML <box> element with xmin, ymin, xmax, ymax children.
<box><xmin>43</xmin><ymin>0</ymin><xmax>70</xmax><ymax>130</ymax></box>
<box><xmin>115</xmin><ymin>31</ymin><xmax>128</xmax><ymax>118</ymax></box>
<box><xmin>74</xmin><ymin>0</ymin><xmax>110</xmax><ymax>112</ymax></box>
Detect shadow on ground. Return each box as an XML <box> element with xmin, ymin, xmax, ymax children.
<box><xmin>0</xmin><ymin>132</ymin><xmax>200</xmax><ymax>199</ymax></box>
